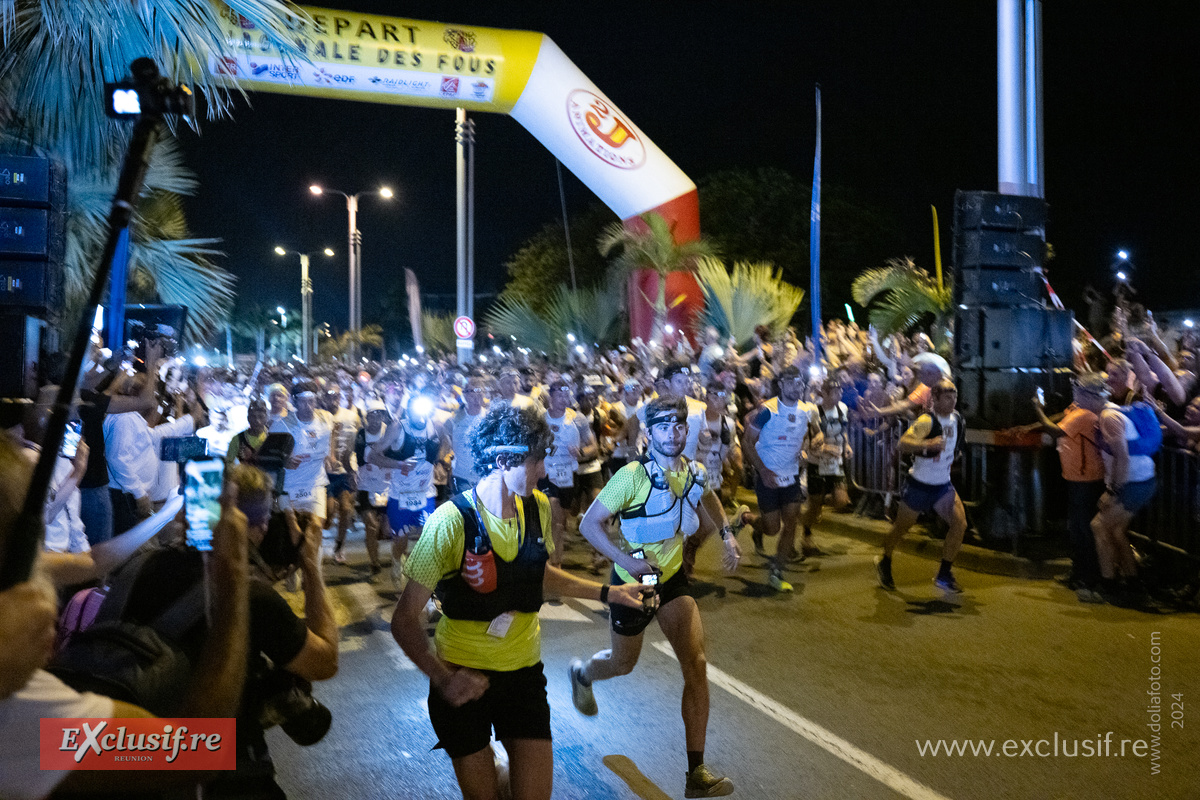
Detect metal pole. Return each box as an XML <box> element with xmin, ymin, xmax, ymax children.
<box><xmin>299</xmin><ymin>253</ymin><xmax>312</xmax><ymax>364</ymax></box>
<box><xmin>556</xmin><ymin>159</ymin><xmax>577</xmax><ymax>292</ymax></box>
<box><xmin>455</xmin><ymin>108</ymin><xmax>472</xmax><ymax>364</ymax></box>
<box><xmin>347</xmin><ymin>194</ymin><xmax>358</xmax><ymax>362</ymax></box>
<box><xmin>466</xmin><ymin>115</ymin><xmax>476</xmax><ymax>322</ymax></box>
<box><xmin>997</xmin><ymin>0</ymin><xmax>1027</xmax><ymax>195</ymax></box>
<box><xmin>1024</xmin><ymin>0</ymin><xmax>1044</xmax><ymax>199</ymax></box>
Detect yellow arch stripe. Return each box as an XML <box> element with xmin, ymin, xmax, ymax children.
<box><xmin>208</xmin><ymin>4</ymin><xmax>543</xmax><ymax>113</ymax></box>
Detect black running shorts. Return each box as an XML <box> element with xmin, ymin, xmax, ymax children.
<box><xmin>608</xmin><ymin>565</ymin><xmax>692</xmax><ymax>637</ymax></box>
<box><xmin>427</xmin><ymin>663</ymin><xmax>551</xmax><ymax>759</ymax></box>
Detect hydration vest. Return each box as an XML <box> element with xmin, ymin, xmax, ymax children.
<box><xmin>435</xmin><ymin>493</ymin><xmax>548</xmax><ymax>622</ymax></box>
<box><xmin>617</xmin><ymin>456</ymin><xmax>706</xmax><ymax>545</ymax></box>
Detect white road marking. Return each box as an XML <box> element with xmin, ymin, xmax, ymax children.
<box><xmin>650</xmin><ymin>641</ymin><xmax>955</xmax><ymax>800</ymax></box>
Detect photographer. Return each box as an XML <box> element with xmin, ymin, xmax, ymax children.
<box><xmin>118</xmin><ymin>463</ymin><xmax>338</xmax><ymax>798</ymax></box>
<box><xmin>0</xmin><ymin>434</ymin><xmax>250</xmax><ymax>799</ymax></box>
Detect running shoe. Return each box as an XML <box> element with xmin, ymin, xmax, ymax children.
<box><xmin>933</xmin><ymin>573</ymin><xmax>963</xmax><ymax>594</ymax></box>
<box><xmin>568</xmin><ymin>659</ymin><xmax>598</xmax><ymax>716</ymax></box>
<box><xmin>751</xmin><ymin>527</ymin><xmax>766</xmax><ymax>558</ymax></box>
<box><xmin>1076</xmin><ymin>586</ymin><xmax>1105</xmax><ymax>604</ymax></box>
<box><xmin>369</xmin><ymin>561</ymin><xmax>383</xmax><ymax>577</ymax></box>
<box><xmin>684</xmin><ymin>764</ymin><xmax>735</xmax><ymax>798</ymax></box>
<box><xmin>768</xmin><ymin>568</ymin><xmax>793</xmax><ymax>593</ymax></box>
<box><xmin>332</xmin><ymin>548</ymin><xmax>347</xmax><ymax>565</ymax></box>
<box><xmin>874</xmin><ymin>556</ymin><xmax>895</xmax><ymax>590</ymax></box>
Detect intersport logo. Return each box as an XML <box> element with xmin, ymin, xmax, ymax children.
<box><xmin>40</xmin><ymin>718</ymin><xmax>236</xmax><ymax>770</ymax></box>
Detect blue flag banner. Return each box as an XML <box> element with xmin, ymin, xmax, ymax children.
<box><xmin>809</xmin><ymin>85</ymin><xmax>822</xmax><ymax>358</ymax></box>
<box><xmin>106</xmin><ymin>227</ymin><xmax>131</xmax><ymax>353</ymax></box>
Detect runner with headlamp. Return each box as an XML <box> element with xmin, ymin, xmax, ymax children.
<box><xmin>369</xmin><ymin>392</ymin><xmax>449</xmax><ymax>590</ymax></box>
<box><xmin>391</xmin><ymin>404</ymin><xmax>650</xmax><ymax>800</ymax></box>
<box><xmin>568</xmin><ymin>395</ymin><xmax>739</xmax><ymax>798</ymax></box>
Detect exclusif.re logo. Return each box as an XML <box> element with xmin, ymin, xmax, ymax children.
<box><xmin>566</xmin><ymin>89</ymin><xmax>646</xmax><ymax>170</ymax></box>
<box><xmin>40</xmin><ymin>718</ymin><xmax>237</xmax><ymax>771</ymax></box>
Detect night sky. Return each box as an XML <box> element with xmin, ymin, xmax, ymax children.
<box><xmin>179</xmin><ymin>1</ymin><xmax>1200</xmax><ymax>335</ymax></box>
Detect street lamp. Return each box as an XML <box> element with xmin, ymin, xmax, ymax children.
<box><xmin>275</xmin><ymin>246</ymin><xmax>334</xmax><ymax>364</ymax></box>
<box><xmin>309</xmin><ymin>183</ymin><xmax>394</xmax><ymax>360</ymax></box>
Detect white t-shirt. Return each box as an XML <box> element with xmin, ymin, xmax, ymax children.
<box><xmin>909</xmin><ymin>412</ymin><xmax>958</xmax><ymax>486</ymax></box>
<box><xmin>271</xmin><ymin>410</ymin><xmax>333</xmax><ymax>495</ymax></box>
<box><xmin>545</xmin><ymin>409</ymin><xmax>588</xmax><ymax>488</ymax></box>
<box><xmin>326</xmin><ymin>406</ymin><xmax>361</xmax><ymax>475</ymax></box>
<box><xmin>753</xmin><ymin>397</ymin><xmax>817</xmax><ymax>482</ymax></box>
<box><xmin>0</xmin><ymin>670</ymin><xmax>115</xmax><ymax>800</ymax></box>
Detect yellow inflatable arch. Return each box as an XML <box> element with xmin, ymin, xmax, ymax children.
<box><xmin>210</xmin><ymin>5</ymin><xmax>700</xmax><ymax>244</ymax></box>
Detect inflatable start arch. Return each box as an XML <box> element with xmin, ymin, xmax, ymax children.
<box><xmin>210</xmin><ymin>4</ymin><xmax>702</xmax><ymax>340</ymax></box>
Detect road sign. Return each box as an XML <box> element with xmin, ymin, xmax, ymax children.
<box><xmin>454</xmin><ymin>315</ymin><xmax>475</xmax><ymax>339</ymax></box>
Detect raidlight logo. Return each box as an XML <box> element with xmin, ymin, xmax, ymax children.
<box><xmin>40</xmin><ymin>718</ymin><xmax>237</xmax><ymax>771</ymax></box>
<box><xmin>566</xmin><ymin>90</ymin><xmax>646</xmax><ymax>170</ymax></box>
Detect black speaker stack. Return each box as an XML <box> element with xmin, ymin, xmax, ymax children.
<box><xmin>0</xmin><ymin>154</ymin><xmax>66</xmax><ymax>398</ymax></box>
<box><xmin>952</xmin><ymin>190</ymin><xmax>1072</xmax><ymax>428</ymax></box>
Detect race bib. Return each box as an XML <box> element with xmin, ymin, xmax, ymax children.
<box><xmin>399</xmin><ymin>492</ymin><xmax>427</xmax><ymax>511</ymax></box>
<box><xmin>773</xmin><ymin>473</ymin><xmax>796</xmax><ymax>487</ymax></box>
<box><xmin>290</xmin><ymin>488</ymin><xmax>313</xmax><ymax>500</ymax></box>
<box><xmin>549</xmin><ymin>464</ymin><xmax>575</xmax><ymax>488</ymax></box>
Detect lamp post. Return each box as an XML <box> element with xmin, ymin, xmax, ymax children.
<box><xmin>275</xmin><ymin>246</ymin><xmax>334</xmax><ymax>364</ymax></box>
<box><xmin>309</xmin><ymin>184</ymin><xmax>393</xmax><ymax>361</ymax></box>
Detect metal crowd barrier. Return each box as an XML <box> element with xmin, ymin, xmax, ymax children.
<box><xmin>845</xmin><ymin>417</ymin><xmax>905</xmax><ymax>515</ymax></box>
<box><xmin>1136</xmin><ymin>445</ymin><xmax>1200</xmax><ymax>559</ymax></box>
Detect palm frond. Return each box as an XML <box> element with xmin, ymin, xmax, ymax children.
<box><xmin>542</xmin><ymin>284</ymin><xmax>624</xmax><ymax>347</ymax></box>
<box><xmin>694</xmin><ymin>257</ymin><xmax>804</xmax><ymax>348</ymax></box>
<box><xmin>127</xmin><ymin>237</ymin><xmax>234</xmax><ymax>343</ymax></box>
<box><xmin>421</xmin><ymin>311</ymin><xmax>457</xmax><ymax>356</ymax></box>
<box><xmin>483</xmin><ymin>297</ymin><xmax>558</xmax><ymax>354</ymax></box>
<box><xmin>597</xmin><ymin>212</ymin><xmax>718</xmax><ymax>278</ymax></box>
<box><xmin>852</xmin><ymin>256</ymin><xmax>953</xmax><ymax>338</ymax></box>
<box><xmin>0</xmin><ymin>0</ymin><xmax>310</xmax><ymax>166</ymax></box>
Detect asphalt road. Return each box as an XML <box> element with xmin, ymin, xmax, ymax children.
<box><xmin>268</xmin><ymin>509</ymin><xmax>1198</xmax><ymax>800</ymax></box>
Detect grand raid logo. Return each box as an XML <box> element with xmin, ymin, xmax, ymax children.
<box><xmin>566</xmin><ymin>90</ymin><xmax>646</xmax><ymax>170</ymax></box>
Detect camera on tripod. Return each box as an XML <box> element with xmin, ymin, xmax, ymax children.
<box><xmin>104</xmin><ymin>57</ymin><xmax>196</xmax><ymax>118</ymax></box>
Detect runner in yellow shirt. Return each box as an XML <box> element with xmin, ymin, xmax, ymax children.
<box><xmin>568</xmin><ymin>395</ymin><xmax>739</xmax><ymax>798</ymax></box>
<box><xmin>391</xmin><ymin>404</ymin><xmax>649</xmax><ymax>800</ymax></box>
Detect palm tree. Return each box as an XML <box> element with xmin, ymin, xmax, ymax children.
<box><xmin>484</xmin><ymin>283</ymin><xmax>625</xmax><ymax>357</ymax></box>
<box><xmin>598</xmin><ymin>212</ymin><xmax>717</xmax><ymax>344</ymax></box>
<box><xmin>0</xmin><ymin>0</ymin><xmax>307</xmax><ymax>343</ymax></box>
<box><xmin>420</xmin><ymin>312</ymin><xmax>457</xmax><ymax>356</ymax></box>
<box><xmin>693</xmin><ymin>257</ymin><xmax>805</xmax><ymax>349</ymax></box>
<box><xmin>851</xmin><ymin>256</ymin><xmax>954</xmax><ymax>343</ymax></box>
<box><xmin>318</xmin><ymin>324</ymin><xmax>385</xmax><ymax>363</ymax></box>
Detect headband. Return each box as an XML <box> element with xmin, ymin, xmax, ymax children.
<box><xmin>646</xmin><ymin>409</ymin><xmax>686</xmax><ymax>428</ymax></box>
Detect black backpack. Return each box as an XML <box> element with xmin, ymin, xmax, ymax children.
<box><xmin>48</xmin><ymin>550</ymin><xmax>206</xmax><ymax>716</ymax></box>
